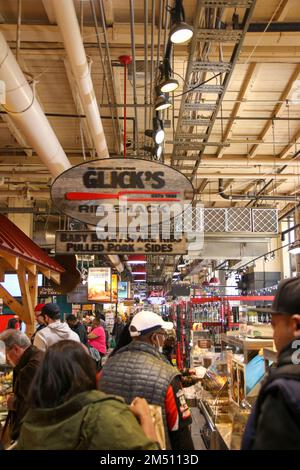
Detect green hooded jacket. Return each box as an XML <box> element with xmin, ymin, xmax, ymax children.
<box><xmin>16</xmin><ymin>390</ymin><xmax>158</xmax><ymax>450</ymax></box>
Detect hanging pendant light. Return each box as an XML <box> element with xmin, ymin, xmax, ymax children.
<box><xmin>155</xmin><ymin>92</ymin><xmax>172</xmax><ymax>111</ymax></box>
<box><xmin>169</xmin><ymin>0</ymin><xmax>193</xmax><ymax>45</ymax></box>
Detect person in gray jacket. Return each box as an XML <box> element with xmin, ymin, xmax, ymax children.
<box><xmin>33</xmin><ymin>303</ymin><xmax>80</xmax><ymax>352</ymax></box>
<box><xmin>99</xmin><ymin>310</ymin><xmax>194</xmax><ymax>450</ymax></box>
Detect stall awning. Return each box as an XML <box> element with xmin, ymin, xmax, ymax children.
<box><xmin>0</xmin><ymin>214</ymin><xmax>64</xmax><ymax>274</ymax></box>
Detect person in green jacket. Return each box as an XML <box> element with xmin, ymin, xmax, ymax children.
<box><xmin>17</xmin><ymin>340</ymin><xmax>159</xmax><ymax>450</ymax></box>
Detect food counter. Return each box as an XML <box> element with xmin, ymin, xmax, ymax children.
<box><xmin>0</xmin><ymin>365</ymin><xmax>13</xmax><ymax>434</ymax></box>
<box><xmin>220</xmin><ymin>333</ymin><xmax>274</xmax><ymax>363</ymax></box>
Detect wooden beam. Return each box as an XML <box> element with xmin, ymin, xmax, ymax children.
<box><xmin>197</xmin><ymin>179</ymin><xmax>208</xmax><ymax>194</ymax></box>
<box><xmin>50</xmin><ymin>271</ymin><xmax>61</xmax><ymax>285</ymax></box>
<box><xmin>216</xmin><ymin>63</ymin><xmax>260</xmax><ymax>158</ymax></box>
<box><xmin>0</xmin><ymin>251</ymin><xmax>18</xmax><ymax>270</ymax></box>
<box><xmin>38</xmin><ymin>266</ymin><xmax>51</xmax><ymax>279</ymax></box>
<box><xmin>103</xmin><ymin>0</ymin><xmax>114</xmax><ymax>26</ymax></box>
<box><xmin>28</xmin><ymin>271</ymin><xmax>38</xmax><ymax>315</ymax></box>
<box><xmin>1</xmin><ymin>115</ymin><xmax>32</xmax><ymax>157</ymax></box>
<box><xmin>23</xmin><ymin>263</ymin><xmax>37</xmax><ymax>276</ymax></box>
<box><xmin>17</xmin><ymin>262</ymin><xmax>35</xmax><ymax>334</ymax></box>
<box><xmin>249</xmin><ymin>65</ymin><xmax>300</xmax><ymax>159</ymax></box>
<box><xmin>273</xmin><ymin>0</ymin><xmax>295</xmax><ymax>22</ymax></box>
<box><xmin>279</xmin><ymin>128</ymin><xmax>300</xmax><ymax>159</ymax></box>
<box><xmin>0</xmin><ymin>265</ymin><xmax>4</xmax><ymax>282</ymax></box>
<box><xmin>0</xmin><ymin>284</ymin><xmax>24</xmax><ymax>319</ymax></box>
<box><xmin>42</xmin><ymin>0</ymin><xmax>57</xmax><ymax>24</ymax></box>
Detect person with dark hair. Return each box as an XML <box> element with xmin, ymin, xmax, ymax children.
<box><xmin>31</xmin><ymin>304</ymin><xmax>46</xmax><ymax>344</ymax></box>
<box><xmin>242</xmin><ymin>277</ymin><xmax>300</xmax><ymax>450</ymax></box>
<box><xmin>109</xmin><ymin>322</ymin><xmax>132</xmax><ymax>357</ymax></box>
<box><xmin>6</xmin><ymin>317</ymin><xmax>20</xmax><ymax>330</ymax></box>
<box><xmin>66</xmin><ymin>314</ymin><xmax>88</xmax><ymax>346</ymax></box>
<box><xmin>87</xmin><ymin>317</ymin><xmax>106</xmax><ymax>365</ymax></box>
<box><xmin>0</xmin><ymin>329</ymin><xmax>44</xmax><ymax>442</ymax></box>
<box><xmin>112</xmin><ymin>316</ymin><xmax>124</xmax><ymax>346</ymax></box>
<box><xmin>16</xmin><ymin>340</ymin><xmax>159</xmax><ymax>450</ymax></box>
<box><xmin>33</xmin><ymin>303</ymin><xmax>80</xmax><ymax>351</ymax></box>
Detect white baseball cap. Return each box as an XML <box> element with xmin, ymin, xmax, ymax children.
<box><xmin>129</xmin><ymin>310</ymin><xmax>174</xmax><ymax>337</ymax></box>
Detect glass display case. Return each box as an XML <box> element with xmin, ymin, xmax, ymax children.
<box><xmin>0</xmin><ymin>364</ymin><xmax>13</xmax><ymax>434</ymax></box>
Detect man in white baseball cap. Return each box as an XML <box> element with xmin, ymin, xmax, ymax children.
<box><xmin>129</xmin><ymin>310</ymin><xmax>174</xmax><ymax>341</ymax></box>
<box><xmin>99</xmin><ymin>310</ymin><xmax>194</xmax><ymax>450</ymax></box>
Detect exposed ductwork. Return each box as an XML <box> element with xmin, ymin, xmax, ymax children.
<box><xmin>51</xmin><ymin>0</ymin><xmax>123</xmax><ymax>273</ymax></box>
<box><xmin>219</xmin><ymin>179</ymin><xmax>300</xmax><ymax>202</ymax></box>
<box><xmin>0</xmin><ymin>31</ymin><xmax>123</xmax><ymax>272</ymax></box>
<box><xmin>0</xmin><ymin>33</ymin><xmax>71</xmax><ymax>178</ymax></box>
<box><xmin>51</xmin><ymin>0</ymin><xmax>109</xmax><ymax>159</ymax></box>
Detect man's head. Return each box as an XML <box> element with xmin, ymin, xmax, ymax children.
<box><xmin>270</xmin><ymin>277</ymin><xmax>300</xmax><ymax>353</ymax></box>
<box><xmin>41</xmin><ymin>303</ymin><xmax>60</xmax><ymax>325</ymax></box>
<box><xmin>34</xmin><ymin>303</ymin><xmax>46</xmax><ymax>326</ymax></box>
<box><xmin>66</xmin><ymin>314</ymin><xmax>78</xmax><ymax>328</ymax></box>
<box><xmin>0</xmin><ymin>329</ymin><xmax>31</xmax><ymax>367</ymax></box>
<box><xmin>129</xmin><ymin>310</ymin><xmax>174</xmax><ymax>352</ymax></box>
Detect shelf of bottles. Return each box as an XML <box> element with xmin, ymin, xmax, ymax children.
<box><xmin>190</xmin><ymin>301</ymin><xmax>239</xmax><ymax>329</ymax></box>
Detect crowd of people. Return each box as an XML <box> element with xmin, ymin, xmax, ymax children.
<box><xmin>0</xmin><ymin>276</ymin><xmax>300</xmax><ymax>450</ymax></box>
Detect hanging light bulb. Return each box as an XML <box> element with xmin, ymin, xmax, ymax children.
<box><xmin>143</xmin><ymin>144</ymin><xmax>163</xmax><ymax>159</ymax></box>
<box><xmin>145</xmin><ymin>117</ymin><xmax>165</xmax><ymax>144</ymax></box>
<box><xmin>158</xmin><ymin>58</ymin><xmax>179</xmax><ymax>93</ymax></box>
<box><xmin>169</xmin><ymin>0</ymin><xmax>193</xmax><ymax>45</ymax></box>
<box><xmin>170</xmin><ymin>22</ymin><xmax>193</xmax><ymax>44</ymax></box>
<box><xmin>155</xmin><ymin>92</ymin><xmax>172</xmax><ymax>111</ymax></box>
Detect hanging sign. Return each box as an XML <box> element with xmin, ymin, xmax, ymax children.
<box><xmin>55</xmin><ymin>231</ymin><xmax>187</xmax><ymax>255</ymax></box>
<box><xmin>111</xmin><ymin>274</ymin><xmax>118</xmax><ymax>304</ymax></box>
<box><xmin>51</xmin><ymin>157</ymin><xmax>194</xmax><ymax>228</ymax></box>
<box><xmin>87</xmin><ymin>267</ymin><xmax>111</xmax><ymax>303</ymax></box>
<box><xmin>38</xmin><ymin>286</ymin><xmax>64</xmax><ymax>297</ymax></box>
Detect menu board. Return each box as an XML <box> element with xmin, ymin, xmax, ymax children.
<box><xmin>111</xmin><ymin>274</ymin><xmax>118</xmax><ymax>304</ymax></box>
<box><xmin>87</xmin><ymin>267</ymin><xmax>111</xmax><ymax>302</ymax></box>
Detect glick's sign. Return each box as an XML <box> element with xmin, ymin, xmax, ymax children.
<box><xmin>51</xmin><ymin>157</ymin><xmax>194</xmax><ymax>227</ymax></box>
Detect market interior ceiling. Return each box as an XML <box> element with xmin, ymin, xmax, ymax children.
<box><xmin>0</xmin><ymin>0</ymin><xmax>300</xmax><ymax>283</ymax></box>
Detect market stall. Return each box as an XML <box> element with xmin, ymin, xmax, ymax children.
<box><xmin>0</xmin><ymin>215</ymin><xmax>64</xmax><ymax>335</ymax></box>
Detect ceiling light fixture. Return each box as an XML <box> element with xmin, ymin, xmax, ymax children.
<box><xmin>127</xmin><ymin>255</ymin><xmax>147</xmax><ymax>264</ymax></box>
<box><xmin>154</xmin><ymin>93</ymin><xmax>172</xmax><ymax>111</ymax></box>
<box><xmin>145</xmin><ymin>117</ymin><xmax>165</xmax><ymax>144</ymax></box>
<box><xmin>158</xmin><ymin>55</ymin><xmax>179</xmax><ymax>93</ymax></box>
<box><xmin>143</xmin><ymin>144</ymin><xmax>163</xmax><ymax>159</ymax></box>
<box><xmin>169</xmin><ymin>0</ymin><xmax>193</xmax><ymax>45</ymax></box>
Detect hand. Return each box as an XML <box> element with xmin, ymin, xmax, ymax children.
<box><xmin>7</xmin><ymin>393</ymin><xmax>15</xmax><ymax>411</ymax></box>
<box><xmin>130</xmin><ymin>397</ymin><xmax>151</xmax><ymax>423</ymax></box>
<box><xmin>130</xmin><ymin>397</ymin><xmax>158</xmax><ymax>445</ymax></box>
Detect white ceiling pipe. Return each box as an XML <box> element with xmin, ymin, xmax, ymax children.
<box><xmin>0</xmin><ymin>34</ymin><xmax>122</xmax><ymax>272</ymax></box>
<box><xmin>51</xmin><ymin>0</ymin><xmax>109</xmax><ymax>159</ymax></box>
<box><xmin>51</xmin><ymin>1</ymin><xmax>124</xmax><ymax>272</ymax></box>
<box><xmin>0</xmin><ymin>33</ymin><xmax>71</xmax><ymax>178</ymax></box>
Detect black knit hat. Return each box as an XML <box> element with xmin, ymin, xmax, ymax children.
<box><xmin>270</xmin><ymin>277</ymin><xmax>300</xmax><ymax>315</ymax></box>
<box><xmin>41</xmin><ymin>303</ymin><xmax>60</xmax><ymax>319</ymax></box>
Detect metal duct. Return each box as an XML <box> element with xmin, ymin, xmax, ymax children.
<box><xmin>0</xmin><ymin>33</ymin><xmax>71</xmax><ymax>178</ymax></box>
<box><xmin>219</xmin><ymin>179</ymin><xmax>300</xmax><ymax>202</ymax></box>
<box><xmin>51</xmin><ymin>0</ymin><xmax>123</xmax><ymax>272</ymax></box>
<box><xmin>0</xmin><ymin>32</ymin><xmax>123</xmax><ymax>272</ymax></box>
<box><xmin>51</xmin><ymin>0</ymin><xmax>109</xmax><ymax>159</ymax></box>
